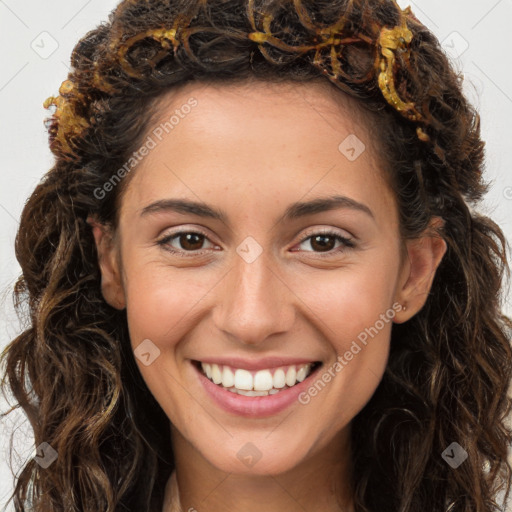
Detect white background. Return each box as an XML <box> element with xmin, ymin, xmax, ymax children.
<box><xmin>1</xmin><ymin>0</ymin><xmax>512</xmax><ymax>510</ymax></box>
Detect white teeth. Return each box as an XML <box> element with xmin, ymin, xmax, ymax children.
<box><xmin>211</xmin><ymin>364</ymin><xmax>222</xmax><ymax>385</ymax></box>
<box><xmin>296</xmin><ymin>366</ymin><xmax>307</xmax><ymax>382</ymax></box>
<box><xmin>272</xmin><ymin>368</ymin><xmax>286</xmax><ymax>389</ymax></box>
<box><xmin>237</xmin><ymin>389</ymin><xmax>269</xmax><ymax>397</ymax></box>
<box><xmin>253</xmin><ymin>369</ymin><xmax>273</xmax><ymax>391</ymax></box>
<box><xmin>200</xmin><ymin>362</ymin><xmax>316</xmax><ymax>394</ymax></box>
<box><xmin>285</xmin><ymin>366</ymin><xmax>297</xmax><ymax>387</ymax></box>
<box><xmin>221</xmin><ymin>366</ymin><xmax>234</xmax><ymax>388</ymax></box>
<box><xmin>226</xmin><ymin>387</ymin><xmax>286</xmax><ymax>396</ymax></box>
<box><xmin>203</xmin><ymin>363</ymin><xmax>212</xmax><ymax>379</ymax></box>
<box><xmin>234</xmin><ymin>369</ymin><xmax>253</xmax><ymax>390</ymax></box>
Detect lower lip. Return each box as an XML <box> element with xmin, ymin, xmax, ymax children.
<box><xmin>194</xmin><ymin>362</ymin><xmax>322</xmax><ymax>418</ymax></box>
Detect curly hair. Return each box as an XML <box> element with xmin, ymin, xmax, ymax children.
<box><xmin>1</xmin><ymin>0</ymin><xmax>512</xmax><ymax>511</ymax></box>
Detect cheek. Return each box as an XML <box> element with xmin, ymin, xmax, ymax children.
<box><xmin>294</xmin><ymin>251</ymin><xmax>399</xmax><ymax>342</ymax></box>
<box><xmin>122</xmin><ymin>257</ymin><xmax>215</xmax><ymax>347</ymax></box>
<box><xmin>122</xmin><ymin>261</ymin><xmax>215</xmax><ymax>420</ymax></box>
<box><xmin>291</xmin><ymin>253</ymin><xmax>398</xmax><ymax>426</ymax></box>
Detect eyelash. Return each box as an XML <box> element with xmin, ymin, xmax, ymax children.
<box><xmin>156</xmin><ymin>228</ymin><xmax>355</xmax><ymax>258</ymax></box>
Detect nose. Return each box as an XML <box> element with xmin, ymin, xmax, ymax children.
<box><xmin>212</xmin><ymin>248</ymin><xmax>295</xmax><ymax>346</ymax></box>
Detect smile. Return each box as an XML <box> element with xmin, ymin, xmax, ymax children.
<box><xmin>198</xmin><ymin>361</ymin><xmax>321</xmax><ymax>396</ymax></box>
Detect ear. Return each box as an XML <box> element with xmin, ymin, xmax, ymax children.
<box><xmin>87</xmin><ymin>215</ymin><xmax>126</xmax><ymax>310</ymax></box>
<box><xmin>393</xmin><ymin>216</ymin><xmax>447</xmax><ymax>323</ymax></box>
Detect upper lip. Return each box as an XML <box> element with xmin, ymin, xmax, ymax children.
<box><xmin>194</xmin><ymin>356</ymin><xmax>320</xmax><ymax>372</ymax></box>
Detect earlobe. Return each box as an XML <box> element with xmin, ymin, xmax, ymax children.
<box><xmin>394</xmin><ymin>217</ymin><xmax>447</xmax><ymax>323</ymax></box>
<box><xmin>86</xmin><ymin>215</ymin><xmax>126</xmax><ymax>310</ymax></box>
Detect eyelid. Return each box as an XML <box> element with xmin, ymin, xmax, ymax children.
<box><xmin>158</xmin><ymin>225</ymin><xmax>214</xmax><ymax>241</ymax></box>
<box><xmin>296</xmin><ymin>226</ymin><xmax>354</xmax><ymax>243</ymax></box>
<box><xmin>156</xmin><ymin>226</ymin><xmax>218</xmax><ymax>254</ymax></box>
<box><xmin>157</xmin><ymin>225</ymin><xmax>356</xmax><ymax>259</ymax></box>
<box><xmin>157</xmin><ymin>225</ymin><xmax>353</xmax><ymax>244</ymax></box>
<box><xmin>291</xmin><ymin>227</ymin><xmax>356</xmax><ymax>256</ymax></box>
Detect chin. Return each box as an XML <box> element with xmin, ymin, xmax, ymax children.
<box><xmin>196</xmin><ymin>435</ymin><xmax>311</xmax><ymax>476</ymax></box>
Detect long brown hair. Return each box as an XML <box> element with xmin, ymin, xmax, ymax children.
<box><xmin>1</xmin><ymin>0</ymin><xmax>511</xmax><ymax>510</ymax></box>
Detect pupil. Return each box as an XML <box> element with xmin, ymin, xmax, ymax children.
<box><xmin>181</xmin><ymin>233</ymin><xmax>203</xmax><ymax>250</ymax></box>
<box><xmin>311</xmin><ymin>235</ymin><xmax>334</xmax><ymax>252</ymax></box>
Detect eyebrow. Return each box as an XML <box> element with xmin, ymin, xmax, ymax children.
<box><xmin>140</xmin><ymin>195</ymin><xmax>374</xmax><ymax>225</ymax></box>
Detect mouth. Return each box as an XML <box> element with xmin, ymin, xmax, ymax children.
<box><xmin>193</xmin><ymin>360</ymin><xmax>323</xmax><ymax>396</ymax></box>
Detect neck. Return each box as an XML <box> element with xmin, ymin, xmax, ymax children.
<box><xmin>164</xmin><ymin>425</ymin><xmax>354</xmax><ymax>512</ymax></box>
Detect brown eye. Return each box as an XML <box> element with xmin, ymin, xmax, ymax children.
<box><xmin>177</xmin><ymin>232</ymin><xmax>205</xmax><ymax>251</ymax></box>
<box><xmin>157</xmin><ymin>231</ymin><xmax>217</xmax><ymax>254</ymax></box>
<box><xmin>309</xmin><ymin>234</ymin><xmax>337</xmax><ymax>252</ymax></box>
<box><xmin>293</xmin><ymin>230</ymin><xmax>355</xmax><ymax>256</ymax></box>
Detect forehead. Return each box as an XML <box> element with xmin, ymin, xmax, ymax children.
<box><xmin>154</xmin><ymin>78</ymin><xmax>376</xmax><ymax>151</ymax></box>
<box><xmin>119</xmin><ymin>79</ymin><xmax>396</xmax><ymax>225</ymax></box>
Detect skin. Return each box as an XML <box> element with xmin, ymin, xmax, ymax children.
<box><xmin>89</xmin><ymin>79</ymin><xmax>446</xmax><ymax>512</ymax></box>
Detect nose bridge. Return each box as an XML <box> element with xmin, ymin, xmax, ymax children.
<box><xmin>213</xmin><ymin>246</ymin><xmax>294</xmax><ymax>345</ymax></box>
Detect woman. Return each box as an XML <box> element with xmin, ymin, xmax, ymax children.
<box><xmin>1</xmin><ymin>0</ymin><xmax>511</xmax><ymax>510</ymax></box>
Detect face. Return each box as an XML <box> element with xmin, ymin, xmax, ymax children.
<box><xmin>91</xmin><ymin>79</ymin><xmax>444</xmax><ymax>476</ymax></box>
